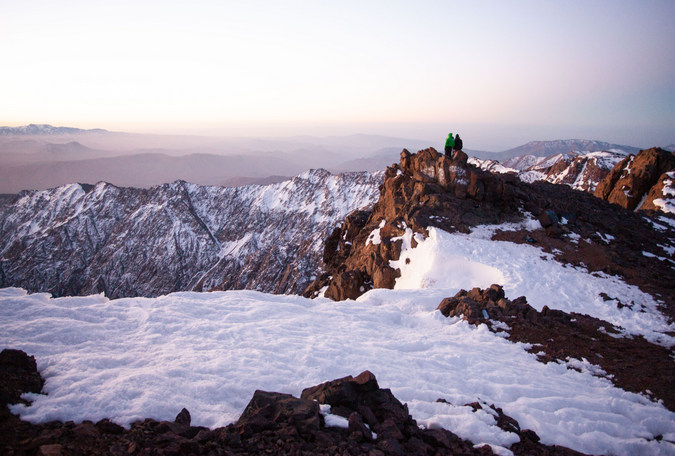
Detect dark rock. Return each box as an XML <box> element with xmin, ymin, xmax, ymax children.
<box><xmin>37</xmin><ymin>444</ymin><xmax>63</xmax><ymax>456</ymax></box>
<box><xmin>348</xmin><ymin>412</ymin><xmax>373</xmax><ymax>441</ymax></box>
<box><xmin>324</xmin><ymin>269</ymin><xmax>369</xmax><ymax>301</ymax></box>
<box><xmin>236</xmin><ymin>390</ymin><xmax>321</xmax><ymax>436</ymax></box>
<box><xmin>0</xmin><ymin>348</ymin><xmax>44</xmax><ymax>407</ymax></box>
<box><xmin>174</xmin><ymin>408</ymin><xmax>191</xmax><ymax>427</ymax></box>
<box><xmin>95</xmin><ymin>418</ymin><xmax>124</xmax><ymax>435</ymax></box>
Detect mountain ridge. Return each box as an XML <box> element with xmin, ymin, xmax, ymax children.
<box><xmin>0</xmin><ymin>124</ymin><xmax>108</xmax><ymax>135</ymax></box>
<box><xmin>0</xmin><ymin>169</ymin><xmax>383</xmax><ymax>298</ymax></box>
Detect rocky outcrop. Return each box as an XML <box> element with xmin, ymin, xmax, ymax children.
<box><xmin>640</xmin><ymin>170</ymin><xmax>675</xmax><ymax>213</ymax></box>
<box><xmin>594</xmin><ymin>147</ymin><xmax>675</xmax><ymax>212</ymax></box>
<box><xmin>305</xmin><ymin>148</ymin><xmax>526</xmax><ymax>300</ymax></box>
<box><xmin>437</xmin><ymin>286</ymin><xmax>675</xmax><ymax>411</ymax></box>
<box><xmin>0</xmin><ymin>169</ymin><xmax>382</xmax><ymax>298</ymax></box>
<box><xmin>0</xmin><ymin>351</ymin><xmax>586</xmax><ymax>455</ymax></box>
<box><xmin>0</xmin><ymin>349</ymin><xmax>43</xmax><ymax>408</ymax></box>
<box><xmin>307</xmin><ymin>148</ymin><xmax>675</xmax><ymax>311</ymax></box>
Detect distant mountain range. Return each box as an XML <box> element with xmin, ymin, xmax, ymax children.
<box><xmin>0</xmin><ymin>124</ymin><xmax>108</xmax><ymax>135</ymax></box>
<box><xmin>470</xmin><ymin>139</ymin><xmax>641</xmax><ymax>161</ymax></box>
<box><xmin>0</xmin><ymin>124</ymin><xmax>666</xmax><ymax>195</ymax></box>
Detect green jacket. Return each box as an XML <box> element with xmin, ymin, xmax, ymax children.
<box><xmin>445</xmin><ymin>133</ymin><xmax>455</xmax><ymax>149</ymax></box>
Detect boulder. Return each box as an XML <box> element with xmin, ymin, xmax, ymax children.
<box><xmin>236</xmin><ymin>390</ymin><xmax>321</xmax><ymax>436</ymax></box>
<box><xmin>324</xmin><ymin>269</ymin><xmax>368</xmax><ymax>301</ymax></box>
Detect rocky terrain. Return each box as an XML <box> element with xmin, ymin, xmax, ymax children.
<box><xmin>0</xmin><ymin>169</ymin><xmax>382</xmax><ymax>298</ymax></box>
<box><xmin>306</xmin><ymin>147</ymin><xmax>675</xmax><ymax>311</ymax></box>
<box><xmin>594</xmin><ymin>146</ymin><xmax>675</xmax><ymax>212</ymax></box>
<box><xmin>437</xmin><ymin>285</ymin><xmax>674</xmax><ymax>411</ymax></box>
<box><xmin>0</xmin><ymin>349</ymin><xmax>584</xmax><ymax>456</ymax></box>
<box><xmin>305</xmin><ymin>146</ymin><xmax>675</xmax><ymax>416</ymax></box>
<box><xmin>2</xmin><ymin>145</ymin><xmax>674</xmax><ymax>455</ymax></box>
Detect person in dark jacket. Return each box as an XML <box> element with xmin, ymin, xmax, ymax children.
<box><xmin>444</xmin><ymin>133</ymin><xmax>454</xmax><ymax>156</ymax></box>
<box><xmin>454</xmin><ymin>134</ymin><xmax>463</xmax><ymax>151</ymax></box>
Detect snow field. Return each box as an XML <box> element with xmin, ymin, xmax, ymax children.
<box><xmin>392</xmin><ymin>226</ymin><xmax>674</xmax><ymax>348</ymax></box>
<box><xmin>2</xmin><ymin>283</ymin><xmax>674</xmax><ymax>456</ymax></box>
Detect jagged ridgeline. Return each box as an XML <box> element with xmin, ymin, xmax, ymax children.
<box><xmin>306</xmin><ymin>147</ymin><xmax>675</xmax><ymax>315</ymax></box>
<box><xmin>0</xmin><ymin>170</ymin><xmax>382</xmax><ymax>298</ymax></box>
<box><xmin>0</xmin><ymin>146</ymin><xmax>672</xmax><ymax>303</ymax></box>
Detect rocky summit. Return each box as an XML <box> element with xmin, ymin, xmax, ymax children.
<box><xmin>306</xmin><ymin>147</ymin><xmax>675</xmax><ymax>317</ymax></box>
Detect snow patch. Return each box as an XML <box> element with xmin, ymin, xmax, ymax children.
<box><xmin>319</xmin><ymin>404</ymin><xmax>349</xmax><ymax>428</ymax></box>
<box><xmin>366</xmin><ymin>219</ymin><xmax>386</xmax><ymax>246</ymax></box>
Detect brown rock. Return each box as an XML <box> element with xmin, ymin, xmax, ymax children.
<box><xmin>174</xmin><ymin>408</ymin><xmax>191</xmax><ymax>427</ymax></box>
<box><xmin>348</xmin><ymin>412</ymin><xmax>373</xmax><ymax>441</ymax></box>
<box><xmin>0</xmin><ymin>348</ymin><xmax>44</xmax><ymax>406</ymax></box>
<box><xmin>324</xmin><ymin>270</ymin><xmax>368</xmax><ymax>301</ymax></box>
<box><xmin>640</xmin><ymin>170</ymin><xmax>675</xmax><ymax>212</ymax></box>
<box><xmin>37</xmin><ymin>444</ymin><xmax>63</xmax><ymax>456</ymax></box>
<box><xmin>236</xmin><ymin>390</ymin><xmax>320</xmax><ymax>436</ymax></box>
<box><xmin>372</xmin><ymin>265</ymin><xmax>398</xmax><ymax>289</ymax></box>
<box><xmin>594</xmin><ymin>147</ymin><xmax>675</xmax><ymax>211</ymax></box>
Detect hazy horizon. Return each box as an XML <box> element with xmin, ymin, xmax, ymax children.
<box><xmin>0</xmin><ymin>121</ymin><xmax>671</xmax><ymax>153</ymax></box>
<box><xmin>1</xmin><ymin>1</ymin><xmax>674</xmax><ymax>151</ymax></box>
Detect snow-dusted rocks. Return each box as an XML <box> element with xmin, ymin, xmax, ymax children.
<box><xmin>471</xmin><ymin>149</ymin><xmax>628</xmax><ymax>193</ymax></box>
<box><xmin>499</xmin><ymin>139</ymin><xmax>638</xmax><ymax>160</ymax></box>
<box><xmin>594</xmin><ymin>147</ymin><xmax>675</xmax><ymax>213</ymax></box>
<box><xmin>0</xmin><ymin>124</ymin><xmax>106</xmax><ymax>135</ymax></box>
<box><xmin>0</xmin><ymin>169</ymin><xmax>382</xmax><ymax>298</ymax></box>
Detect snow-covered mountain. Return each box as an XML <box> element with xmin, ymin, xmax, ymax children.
<box><xmin>471</xmin><ymin>149</ymin><xmax>629</xmax><ymax>193</ymax></box>
<box><xmin>0</xmin><ymin>169</ymin><xmax>382</xmax><ymax>298</ymax></box>
<box><xmin>499</xmin><ymin>139</ymin><xmax>639</xmax><ymax>160</ymax></box>
<box><xmin>0</xmin><ymin>124</ymin><xmax>107</xmax><ymax>135</ymax></box>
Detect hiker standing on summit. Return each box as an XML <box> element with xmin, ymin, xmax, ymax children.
<box><xmin>444</xmin><ymin>133</ymin><xmax>455</xmax><ymax>156</ymax></box>
<box><xmin>454</xmin><ymin>134</ymin><xmax>463</xmax><ymax>152</ymax></box>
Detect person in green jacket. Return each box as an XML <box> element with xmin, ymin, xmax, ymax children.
<box><xmin>444</xmin><ymin>133</ymin><xmax>455</xmax><ymax>156</ymax></box>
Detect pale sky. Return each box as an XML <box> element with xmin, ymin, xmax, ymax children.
<box><xmin>1</xmin><ymin>0</ymin><xmax>674</xmax><ymax>149</ymax></box>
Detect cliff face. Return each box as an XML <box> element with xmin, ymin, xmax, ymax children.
<box><xmin>0</xmin><ymin>169</ymin><xmax>382</xmax><ymax>298</ymax></box>
<box><xmin>594</xmin><ymin>147</ymin><xmax>675</xmax><ymax>212</ymax></box>
<box><xmin>307</xmin><ymin>148</ymin><xmax>675</xmax><ymax>313</ymax></box>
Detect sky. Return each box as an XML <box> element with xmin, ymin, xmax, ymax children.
<box><xmin>1</xmin><ymin>0</ymin><xmax>674</xmax><ymax>150</ymax></box>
